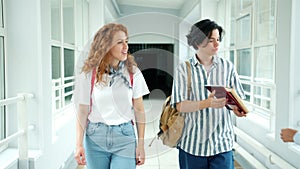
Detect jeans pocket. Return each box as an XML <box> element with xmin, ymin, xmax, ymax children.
<box><xmin>121</xmin><ymin>124</ymin><xmax>135</xmax><ymax>136</ymax></box>
<box><xmin>86</xmin><ymin>123</ymin><xmax>96</xmax><ymax>136</ymax></box>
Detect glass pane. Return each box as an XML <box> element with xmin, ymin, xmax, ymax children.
<box><xmin>63</xmin><ymin>0</ymin><xmax>74</xmax><ymax>44</ymax></box>
<box><xmin>64</xmin><ymin>86</ymin><xmax>73</xmax><ymax>105</ymax></box>
<box><xmin>52</xmin><ymin>46</ymin><xmax>61</xmax><ymax>79</ymax></box>
<box><xmin>242</xmin><ymin>84</ymin><xmax>251</xmax><ymax>102</ymax></box>
<box><xmin>64</xmin><ymin>86</ymin><xmax>73</xmax><ymax>93</ymax></box>
<box><xmin>64</xmin><ymin>95</ymin><xmax>72</xmax><ymax>105</ymax></box>
<box><xmin>230</xmin><ymin>50</ymin><xmax>234</xmax><ymax>63</ymax></box>
<box><xmin>254</xmin><ymin>85</ymin><xmax>272</xmax><ymax>110</ymax></box>
<box><xmin>64</xmin><ymin>48</ymin><xmax>74</xmax><ymax>77</ymax></box>
<box><xmin>255</xmin><ymin>46</ymin><xmax>274</xmax><ymax>80</ymax></box>
<box><xmin>238</xmin><ymin>0</ymin><xmax>252</xmax><ymax>10</ymax></box>
<box><xmin>51</xmin><ymin>0</ymin><xmax>61</xmax><ymax>41</ymax></box>
<box><xmin>236</xmin><ymin>49</ymin><xmax>251</xmax><ymax>76</ymax></box>
<box><xmin>255</xmin><ymin>0</ymin><xmax>276</xmax><ymax>42</ymax></box>
<box><xmin>0</xmin><ymin>106</ymin><xmax>4</xmax><ymax>140</ymax></box>
<box><xmin>55</xmin><ymin>90</ymin><xmax>59</xmax><ymax>97</ymax></box>
<box><xmin>237</xmin><ymin>14</ymin><xmax>251</xmax><ymax>44</ymax></box>
<box><xmin>64</xmin><ymin>79</ymin><xmax>73</xmax><ymax>84</ymax></box>
<box><xmin>230</xmin><ymin>20</ymin><xmax>235</xmax><ymax>46</ymax></box>
<box><xmin>231</xmin><ymin>0</ymin><xmax>236</xmax><ymax>17</ymax></box>
<box><xmin>56</xmin><ymin>100</ymin><xmax>60</xmax><ymax>109</ymax></box>
<box><xmin>254</xmin><ymin>98</ymin><xmax>261</xmax><ymax>106</ymax></box>
<box><xmin>254</xmin><ymin>86</ymin><xmax>261</xmax><ymax>95</ymax></box>
<box><xmin>262</xmin><ymin>100</ymin><xmax>271</xmax><ymax>109</ymax></box>
<box><xmin>242</xmin><ymin>84</ymin><xmax>251</xmax><ymax>93</ymax></box>
<box><xmin>0</xmin><ymin>0</ymin><xmax>3</xmax><ymax>28</ymax></box>
<box><xmin>0</xmin><ymin>37</ymin><xmax>4</xmax><ymax>95</ymax></box>
<box><xmin>262</xmin><ymin>88</ymin><xmax>271</xmax><ymax>98</ymax></box>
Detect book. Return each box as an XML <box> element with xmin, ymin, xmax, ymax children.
<box><xmin>204</xmin><ymin>85</ymin><xmax>249</xmax><ymax>113</ymax></box>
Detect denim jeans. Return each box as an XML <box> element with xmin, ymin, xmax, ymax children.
<box><xmin>179</xmin><ymin>148</ymin><xmax>234</xmax><ymax>169</ymax></box>
<box><xmin>84</xmin><ymin>121</ymin><xmax>136</xmax><ymax>169</ymax></box>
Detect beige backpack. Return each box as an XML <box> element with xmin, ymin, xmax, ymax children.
<box><xmin>155</xmin><ymin>61</ymin><xmax>191</xmax><ymax>148</ymax></box>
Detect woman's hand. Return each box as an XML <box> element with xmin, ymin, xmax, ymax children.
<box><xmin>74</xmin><ymin>145</ymin><xmax>86</xmax><ymax>165</ymax></box>
<box><xmin>136</xmin><ymin>143</ymin><xmax>145</xmax><ymax>165</ymax></box>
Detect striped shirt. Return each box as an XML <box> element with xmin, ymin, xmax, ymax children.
<box><xmin>171</xmin><ymin>54</ymin><xmax>245</xmax><ymax>156</ymax></box>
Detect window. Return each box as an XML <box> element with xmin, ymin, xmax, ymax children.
<box><xmin>230</xmin><ymin>0</ymin><xmax>276</xmax><ymax>127</ymax></box>
<box><xmin>51</xmin><ymin>0</ymin><xmax>75</xmax><ymax>116</ymax></box>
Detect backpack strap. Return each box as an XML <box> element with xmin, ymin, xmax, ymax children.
<box><xmin>90</xmin><ymin>68</ymin><xmax>96</xmax><ymax>113</ymax></box>
<box><xmin>185</xmin><ymin>61</ymin><xmax>192</xmax><ymax>98</ymax></box>
<box><xmin>130</xmin><ymin>73</ymin><xmax>134</xmax><ymax>125</ymax></box>
<box><xmin>130</xmin><ymin>73</ymin><xmax>134</xmax><ymax>104</ymax></box>
<box><xmin>130</xmin><ymin>73</ymin><xmax>133</xmax><ymax>87</ymax></box>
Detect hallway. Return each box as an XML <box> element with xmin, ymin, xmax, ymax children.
<box><xmin>1</xmin><ymin>0</ymin><xmax>300</xmax><ymax>168</ymax></box>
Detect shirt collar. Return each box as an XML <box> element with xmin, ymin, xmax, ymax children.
<box><xmin>191</xmin><ymin>54</ymin><xmax>219</xmax><ymax>67</ymax></box>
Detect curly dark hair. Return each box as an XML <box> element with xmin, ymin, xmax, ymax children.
<box><xmin>186</xmin><ymin>19</ymin><xmax>224</xmax><ymax>50</ymax></box>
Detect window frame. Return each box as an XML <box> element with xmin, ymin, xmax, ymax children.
<box><xmin>229</xmin><ymin>0</ymin><xmax>277</xmax><ymax>131</ymax></box>
<box><xmin>51</xmin><ymin>0</ymin><xmax>76</xmax><ymax>118</ymax></box>
<box><xmin>0</xmin><ymin>0</ymin><xmax>7</xmax><ymax>153</ymax></box>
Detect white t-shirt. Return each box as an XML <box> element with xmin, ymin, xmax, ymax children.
<box><xmin>76</xmin><ymin>66</ymin><xmax>149</xmax><ymax>125</ymax></box>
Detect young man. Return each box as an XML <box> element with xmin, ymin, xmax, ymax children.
<box><xmin>171</xmin><ymin>19</ymin><xmax>247</xmax><ymax>169</ymax></box>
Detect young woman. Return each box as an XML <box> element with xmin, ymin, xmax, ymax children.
<box><xmin>73</xmin><ymin>23</ymin><xmax>149</xmax><ymax>169</ymax></box>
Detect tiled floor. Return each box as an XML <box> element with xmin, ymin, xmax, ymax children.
<box><xmin>76</xmin><ymin>99</ymin><xmax>243</xmax><ymax>169</ymax></box>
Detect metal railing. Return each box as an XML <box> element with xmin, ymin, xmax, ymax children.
<box><xmin>0</xmin><ymin>93</ymin><xmax>34</xmax><ymax>169</ymax></box>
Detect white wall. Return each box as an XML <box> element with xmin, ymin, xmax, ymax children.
<box><xmin>6</xmin><ymin>0</ymin><xmax>50</xmax><ymax>150</ymax></box>
<box><xmin>290</xmin><ymin>0</ymin><xmax>300</xmax><ymax>130</ymax></box>
<box><xmin>2</xmin><ymin>0</ymin><xmax>93</xmax><ymax>168</ymax></box>
<box><xmin>88</xmin><ymin>0</ymin><xmax>105</xmax><ymax>38</ymax></box>
<box><xmin>178</xmin><ymin>4</ymin><xmax>200</xmax><ymax>62</ymax></box>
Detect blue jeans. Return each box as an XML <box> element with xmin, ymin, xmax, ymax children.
<box><xmin>84</xmin><ymin>121</ymin><xmax>136</xmax><ymax>169</ymax></box>
<box><xmin>179</xmin><ymin>148</ymin><xmax>234</xmax><ymax>169</ymax></box>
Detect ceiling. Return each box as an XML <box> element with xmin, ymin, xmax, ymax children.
<box><xmin>115</xmin><ymin>0</ymin><xmax>186</xmax><ymax>9</ymax></box>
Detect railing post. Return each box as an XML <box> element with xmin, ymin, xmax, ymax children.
<box><xmin>17</xmin><ymin>93</ymin><xmax>33</xmax><ymax>169</ymax></box>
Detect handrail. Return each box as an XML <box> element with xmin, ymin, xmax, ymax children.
<box><xmin>0</xmin><ymin>93</ymin><xmax>34</xmax><ymax>169</ymax></box>
<box><xmin>0</xmin><ymin>93</ymin><xmax>34</xmax><ymax>107</ymax></box>
<box><xmin>0</xmin><ymin>130</ymin><xmax>25</xmax><ymax>147</ymax></box>
<box><xmin>0</xmin><ymin>95</ymin><xmax>24</xmax><ymax>107</ymax></box>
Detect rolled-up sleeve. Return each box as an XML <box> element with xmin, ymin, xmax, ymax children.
<box><xmin>76</xmin><ymin>72</ymin><xmax>91</xmax><ymax>105</ymax></box>
<box><xmin>132</xmin><ymin>69</ymin><xmax>150</xmax><ymax>99</ymax></box>
<box><xmin>294</xmin><ymin>131</ymin><xmax>300</xmax><ymax>145</ymax></box>
<box><xmin>171</xmin><ymin>62</ymin><xmax>189</xmax><ymax>108</ymax></box>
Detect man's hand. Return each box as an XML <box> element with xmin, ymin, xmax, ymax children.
<box><xmin>232</xmin><ymin>106</ymin><xmax>247</xmax><ymax>117</ymax></box>
<box><xmin>208</xmin><ymin>90</ymin><xmax>227</xmax><ymax>108</ymax></box>
<box><xmin>280</xmin><ymin>128</ymin><xmax>298</xmax><ymax>142</ymax></box>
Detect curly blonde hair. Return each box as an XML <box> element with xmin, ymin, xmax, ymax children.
<box><xmin>82</xmin><ymin>23</ymin><xmax>137</xmax><ymax>83</ymax></box>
